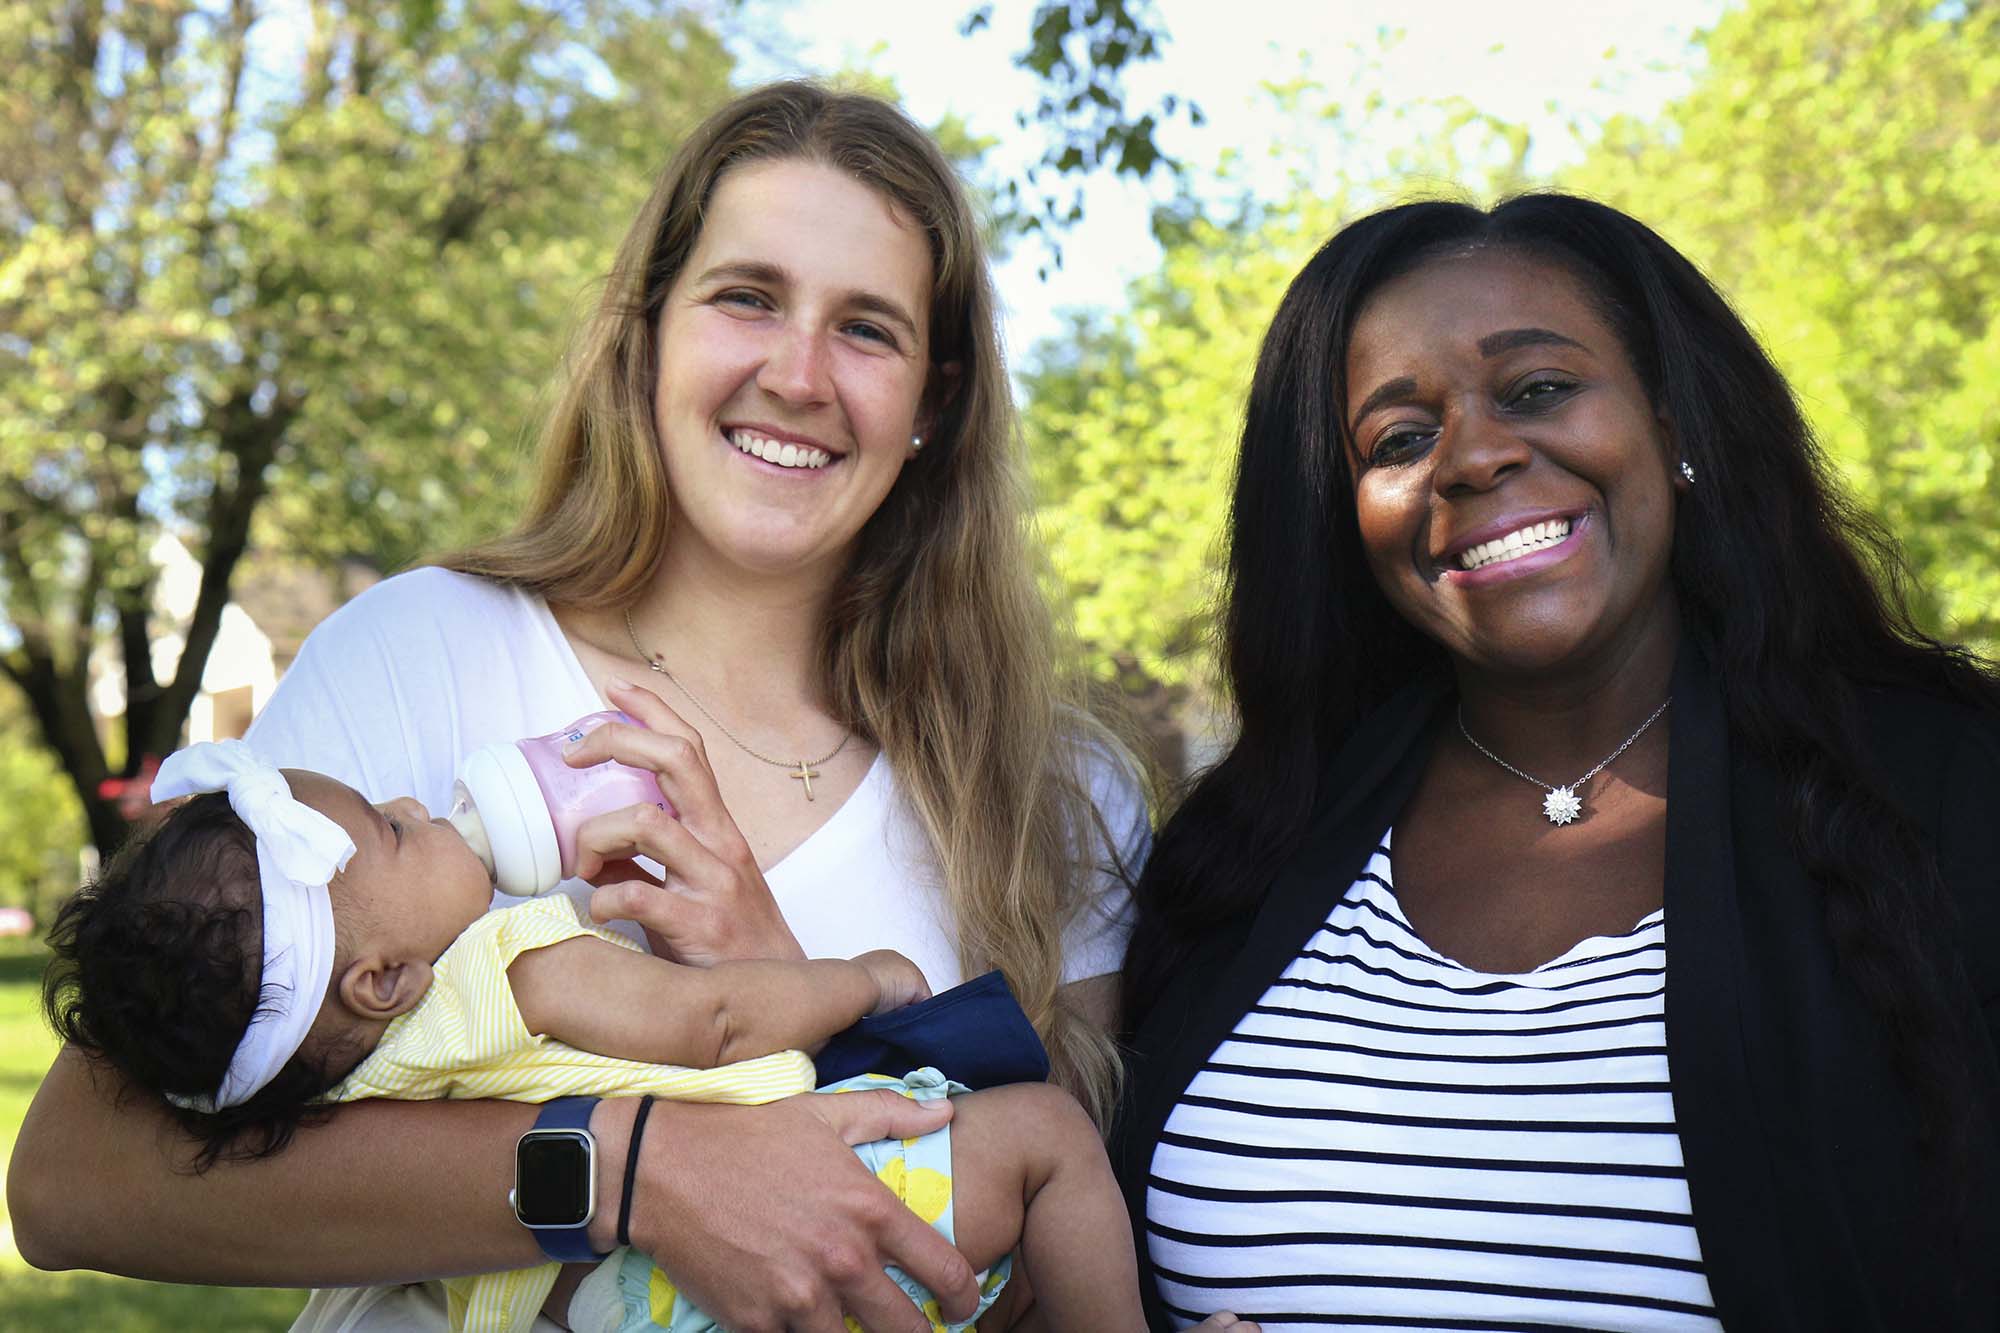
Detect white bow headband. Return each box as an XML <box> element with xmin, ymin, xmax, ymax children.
<box><xmin>151</xmin><ymin>740</ymin><xmax>355</xmax><ymax>1112</ymax></box>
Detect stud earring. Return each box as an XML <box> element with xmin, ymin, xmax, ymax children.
<box><xmin>910</xmin><ymin>434</ymin><xmax>925</xmax><ymax>453</ymax></box>
<box><xmin>1679</xmin><ymin>460</ymin><xmax>1696</xmax><ymax>485</ymax></box>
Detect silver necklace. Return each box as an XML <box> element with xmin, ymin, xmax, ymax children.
<box><xmin>623</xmin><ymin>609</ymin><xmax>848</xmax><ymax>801</ymax></box>
<box><xmin>1457</xmin><ymin>697</ymin><xmax>1671</xmax><ymax>826</ymax></box>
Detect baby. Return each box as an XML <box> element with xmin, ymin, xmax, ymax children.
<box><xmin>42</xmin><ymin>741</ymin><xmax>1252</xmax><ymax>1333</ymax></box>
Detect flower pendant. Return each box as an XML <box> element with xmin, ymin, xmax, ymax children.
<box><xmin>1543</xmin><ymin>786</ymin><xmax>1583</xmax><ymax>825</ymax></box>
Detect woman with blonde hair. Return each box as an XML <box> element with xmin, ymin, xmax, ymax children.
<box><xmin>14</xmin><ymin>81</ymin><xmax>1146</xmax><ymax>1333</ymax></box>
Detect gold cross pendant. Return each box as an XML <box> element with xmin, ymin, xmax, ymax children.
<box><xmin>790</xmin><ymin>760</ymin><xmax>819</xmax><ymax>801</ymax></box>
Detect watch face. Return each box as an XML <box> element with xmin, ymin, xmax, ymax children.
<box><xmin>514</xmin><ymin>1131</ymin><xmax>592</xmax><ymax>1227</ymax></box>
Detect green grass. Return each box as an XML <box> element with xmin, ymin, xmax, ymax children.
<box><xmin>0</xmin><ymin>936</ymin><xmax>307</xmax><ymax>1329</ymax></box>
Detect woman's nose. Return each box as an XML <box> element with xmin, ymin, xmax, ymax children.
<box><xmin>1431</xmin><ymin>402</ymin><xmax>1531</xmax><ymax>496</ymax></box>
<box><xmin>757</xmin><ymin>322</ymin><xmax>833</xmax><ymax>405</ymax></box>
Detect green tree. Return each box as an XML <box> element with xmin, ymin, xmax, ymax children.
<box><xmin>0</xmin><ymin>686</ymin><xmax>84</xmax><ymax>925</ymax></box>
<box><xmin>0</xmin><ymin>0</ymin><xmax>735</xmax><ymax>854</ymax></box>
<box><xmin>964</xmin><ymin>0</ymin><xmax>1202</xmax><ymax>254</ymax></box>
<box><xmin>1567</xmin><ymin>0</ymin><xmax>2000</xmax><ymax>649</ymax></box>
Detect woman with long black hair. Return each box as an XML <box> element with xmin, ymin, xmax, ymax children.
<box><xmin>1115</xmin><ymin>194</ymin><xmax>1999</xmax><ymax>1331</ymax></box>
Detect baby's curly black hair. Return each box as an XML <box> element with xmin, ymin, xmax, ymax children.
<box><xmin>43</xmin><ymin>792</ymin><xmax>357</xmax><ymax>1169</ymax></box>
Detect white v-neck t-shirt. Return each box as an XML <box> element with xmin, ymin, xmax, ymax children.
<box><xmin>247</xmin><ymin>567</ymin><xmax>1141</xmax><ymax>989</ymax></box>
<box><xmin>266</xmin><ymin>569</ymin><xmax>1137</xmax><ymax>1330</ymax></box>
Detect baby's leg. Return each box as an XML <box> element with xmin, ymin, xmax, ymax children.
<box><xmin>945</xmin><ymin>1083</ymin><xmax>1144</xmax><ymax>1331</ymax></box>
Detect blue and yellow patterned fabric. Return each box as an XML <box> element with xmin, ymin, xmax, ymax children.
<box><xmin>568</xmin><ymin>1068</ymin><xmax>1011</xmax><ymax>1333</ymax></box>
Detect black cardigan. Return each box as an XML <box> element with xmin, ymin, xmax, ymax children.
<box><xmin>1113</xmin><ymin>650</ymin><xmax>2000</xmax><ymax>1331</ymax></box>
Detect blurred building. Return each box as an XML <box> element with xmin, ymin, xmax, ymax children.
<box><xmin>88</xmin><ymin>534</ymin><xmax>378</xmax><ymax>745</ymax></box>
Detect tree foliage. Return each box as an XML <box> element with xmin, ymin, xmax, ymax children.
<box><xmin>1565</xmin><ymin>0</ymin><xmax>1999</xmax><ymax>651</ymax></box>
<box><xmin>964</xmin><ymin>0</ymin><xmax>1201</xmax><ymax>258</ymax></box>
<box><xmin>0</xmin><ymin>0</ymin><xmax>735</xmax><ymax>852</ymax></box>
<box><xmin>0</xmin><ymin>686</ymin><xmax>84</xmax><ymax>922</ymax></box>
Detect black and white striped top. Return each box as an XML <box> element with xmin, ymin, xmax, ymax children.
<box><xmin>1146</xmin><ymin>832</ymin><xmax>1721</xmax><ymax>1332</ymax></box>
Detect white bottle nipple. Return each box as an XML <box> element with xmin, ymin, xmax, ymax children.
<box><xmin>452</xmin><ymin>744</ymin><xmax>562</xmax><ymax>896</ymax></box>
<box><xmin>445</xmin><ymin>785</ymin><xmax>496</xmax><ymax>884</ymax></box>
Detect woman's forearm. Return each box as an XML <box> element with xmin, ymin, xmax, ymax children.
<box><xmin>10</xmin><ymin>1046</ymin><xmax>545</xmax><ymax>1284</ymax></box>
<box><xmin>14</xmin><ymin>1048</ymin><xmax>982</xmax><ymax>1329</ymax></box>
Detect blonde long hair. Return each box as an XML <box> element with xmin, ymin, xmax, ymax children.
<box><xmin>442</xmin><ymin>82</ymin><xmax>1134</xmax><ymax>1123</ymax></box>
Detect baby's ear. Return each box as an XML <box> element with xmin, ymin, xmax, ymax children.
<box><xmin>336</xmin><ymin>954</ymin><xmax>434</xmax><ymax>1023</ymax></box>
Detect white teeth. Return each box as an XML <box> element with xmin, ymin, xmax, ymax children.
<box><xmin>729</xmin><ymin>430</ymin><xmax>832</xmax><ymax>470</ymax></box>
<box><xmin>1457</xmin><ymin>518</ymin><xmax>1574</xmax><ymax>571</ymax></box>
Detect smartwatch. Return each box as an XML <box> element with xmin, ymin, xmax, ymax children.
<box><xmin>511</xmin><ymin>1096</ymin><xmax>607</xmax><ymax>1262</ymax></box>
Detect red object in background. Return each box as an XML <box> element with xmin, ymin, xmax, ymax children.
<box><xmin>97</xmin><ymin>754</ymin><xmax>164</xmax><ymax>823</ymax></box>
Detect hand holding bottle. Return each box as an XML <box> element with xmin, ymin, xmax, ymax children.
<box><xmin>447</xmin><ymin>709</ymin><xmax>674</xmax><ymax>897</ymax></box>
<box><xmin>560</xmin><ymin>680</ymin><xmax>806</xmax><ymax>966</ymax></box>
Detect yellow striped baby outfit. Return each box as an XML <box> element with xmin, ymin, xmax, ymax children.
<box><xmin>331</xmin><ymin>894</ymin><xmax>817</xmax><ymax>1333</ymax></box>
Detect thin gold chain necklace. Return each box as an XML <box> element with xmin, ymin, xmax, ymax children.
<box><xmin>623</xmin><ymin>609</ymin><xmax>848</xmax><ymax>801</ymax></box>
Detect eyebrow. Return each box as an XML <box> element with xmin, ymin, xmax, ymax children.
<box><xmin>692</xmin><ymin>260</ymin><xmax>921</xmax><ymax>341</ymax></box>
<box><xmin>1348</xmin><ymin>327</ymin><xmax>1592</xmax><ymax>429</ymax></box>
<box><xmin>1349</xmin><ymin>376</ymin><xmax>1420</xmax><ymax>429</ymax></box>
<box><xmin>1477</xmin><ymin>326</ymin><xmax>1587</xmax><ymax>357</ymax></box>
<box><xmin>346</xmin><ymin>787</ymin><xmax>397</xmax><ymax>849</ymax></box>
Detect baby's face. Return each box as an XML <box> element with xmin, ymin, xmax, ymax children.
<box><xmin>287</xmin><ymin>771</ymin><xmax>493</xmax><ymax>964</ymax></box>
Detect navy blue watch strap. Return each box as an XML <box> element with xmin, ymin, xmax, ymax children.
<box><xmin>536</xmin><ymin>1094</ymin><xmax>597</xmax><ymax>1134</ymax></box>
<box><xmin>518</xmin><ymin>1096</ymin><xmax>605</xmax><ymax>1262</ymax></box>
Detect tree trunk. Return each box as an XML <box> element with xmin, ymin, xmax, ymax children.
<box><xmin>0</xmin><ymin>650</ymin><xmax>129</xmax><ymax>858</ymax></box>
<box><xmin>72</xmin><ymin>772</ymin><xmax>130</xmax><ymax>862</ymax></box>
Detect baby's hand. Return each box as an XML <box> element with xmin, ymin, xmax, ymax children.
<box><xmin>1189</xmin><ymin>1316</ymin><xmax>1260</xmax><ymax>1332</ymax></box>
<box><xmin>855</xmin><ymin>949</ymin><xmax>930</xmax><ymax>1014</ymax></box>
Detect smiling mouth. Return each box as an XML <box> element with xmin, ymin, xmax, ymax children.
<box><xmin>1455</xmin><ymin>517</ymin><xmax>1574</xmax><ymax>572</ymax></box>
<box><xmin>729</xmin><ymin>428</ymin><xmax>834</xmax><ymax>470</ymax></box>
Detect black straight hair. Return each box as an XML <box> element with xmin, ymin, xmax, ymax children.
<box><xmin>1125</xmin><ymin>192</ymin><xmax>1997</xmax><ymax>1165</ymax></box>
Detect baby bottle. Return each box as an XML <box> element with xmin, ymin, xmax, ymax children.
<box><xmin>446</xmin><ymin>711</ymin><xmax>674</xmax><ymax>896</ymax></box>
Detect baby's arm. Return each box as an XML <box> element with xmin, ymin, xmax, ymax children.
<box><xmin>509</xmin><ymin>938</ymin><xmax>928</xmax><ymax>1067</ymax></box>
<box><xmin>938</xmin><ymin>1085</ymin><xmax>1259</xmax><ymax>1333</ymax></box>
